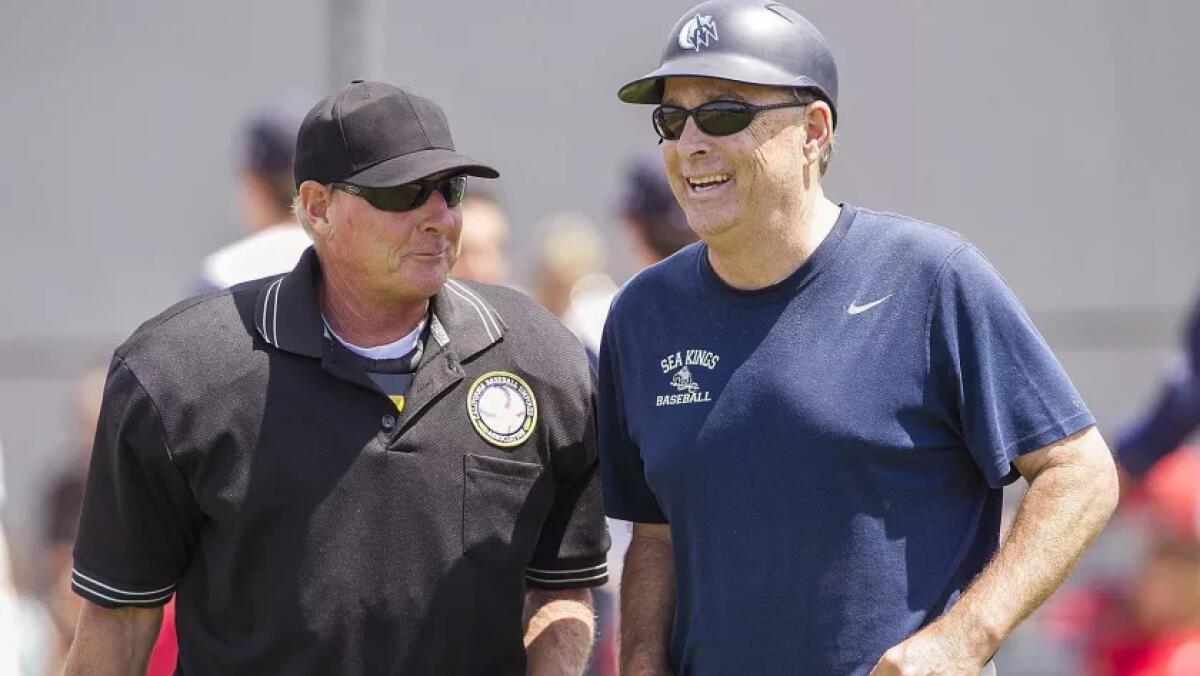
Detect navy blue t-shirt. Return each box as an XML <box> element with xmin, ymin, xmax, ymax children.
<box><xmin>598</xmin><ymin>205</ymin><xmax>1095</xmax><ymax>675</ymax></box>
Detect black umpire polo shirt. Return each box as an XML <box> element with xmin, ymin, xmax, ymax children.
<box><xmin>72</xmin><ymin>248</ymin><xmax>610</xmax><ymax>675</ymax></box>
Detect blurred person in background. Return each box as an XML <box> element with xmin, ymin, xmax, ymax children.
<box><xmin>600</xmin><ymin>1</ymin><xmax>1119</xmax><ymax>674</ymax></box>
<box><xmin>529</xmin><ymin>215</ymin><xmax>617</xmax><ymax>676</ymax></box>
<box><xmin>34</xmin><ymin>365</ymin><xmax>179</xmax><ymax>676</ymax></box>
<box><xmin>1117</xmin><ymin>293</ymin><xmax>1200</xmax><ymax>477</ymax></box>
<box><xmin>1090</xmin><ymin>447</ymin><xmax>1200</xmax><ymax>675</ymax></box>
<box><xmin>451</xmin><ymin>191</ymin><xmax>510</xmax><ymax>285</ymax></box>
<box><xmin>195</xmin><ymin>93</ymin><xmax>312</xmax><ymax>293</ymax></box>
<box><xmin>618</xmin><ymin>154</ymin><xmax>698</xmax><ymax>273</ymax></box>
<box><xmin>1</xmin><ymin>435</ymin><xmax>21</xmax><ymax>675</ymax></box>
<box><xmin>533</xmin><ymin>155</ymin><xmax>699</xmax><ymax>363</ymax></box>
<box><xmin>532</xmin><ymin>214</ymin><xmax>615</xmax><ymax>363</ymax></box>
<box><xmin>64</xmin><ymin>80</ymin><xmax>607</xmax><ymax>675</ymax></box>
<box><xmin>2</xmin><ymin>437</ymin><xmax>56</xmax><ymax>676</ymax></box>
<box><xmin>37</xmin><ymin>365</ymin><xmax>104</xmax><ymax>672</ymax></box>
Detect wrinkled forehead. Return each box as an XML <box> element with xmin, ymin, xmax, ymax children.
<box><xmin>661</xmin><ymin>77</ymin><xmax>794</xmax><ymax>107</ymax></box>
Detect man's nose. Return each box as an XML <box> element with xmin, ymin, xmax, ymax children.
<box><xmin>418</xmin><ymin>190</ymin><xmax>457</xmax><ymax>233</ymax></box>
<box><xmin>675</xmin><ymin>116</ymin><xmax>710</xmax><ymax>158</ymax></box>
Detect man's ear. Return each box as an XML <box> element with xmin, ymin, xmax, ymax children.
<box><xmin>298</xmin><ymin>181</ymin><xmax>334</xmax><ymax>238</ymax></box>
<box><xmin>803</xmin><ymin>101</ymin><xmax>833</xmax><ymax>166</ymax></box>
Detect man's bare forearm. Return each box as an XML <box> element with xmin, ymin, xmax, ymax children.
<box><xmin>900</xmin><ymin>427</ymin><xmax>1119</xmax><ymax>663</ymax></box>
<box><xmin>621</xmin><ymin>523</ymin><xmax>675</xmax><ymax>676</ymax></box>
<box><xmin>63</xmin><ymin>602</ymin><xmax>162</xmax><ymax>676</ymax></box>
<box><xmin>524</xmin><ymin>587</ymin><xmax>595</xmax><ymax>676</ymax></box>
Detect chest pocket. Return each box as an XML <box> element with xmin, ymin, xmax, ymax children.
<box><xmin>463</xmin><ymin>453</ymin><xmax>546</xmax><ymax>570</ymax></box>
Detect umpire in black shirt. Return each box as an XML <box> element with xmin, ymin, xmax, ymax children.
<box><xmin>65</xmin><ymin>81</ymin><xmax>610</xmax><ymax>675</ymax></box>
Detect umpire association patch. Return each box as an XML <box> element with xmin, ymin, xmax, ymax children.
<box><xmin>467</xmin><ymin>371</ymin><xmax>538</xmax><ymax>448</ymax></box>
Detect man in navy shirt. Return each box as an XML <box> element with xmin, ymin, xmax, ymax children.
<box><xmin>599</xmin><ymin>2</ymin><xmax>1120</xmax><ymax>674</ymax></box>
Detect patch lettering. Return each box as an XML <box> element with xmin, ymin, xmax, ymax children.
<box><xmin>467</xmin><ymin>371</ymin><xmax>538</xmax><ymax>447</ymax></box>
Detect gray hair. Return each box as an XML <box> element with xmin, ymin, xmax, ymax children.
<box><xmin>793</xmin><ymin>89</ymin><xmax>835</xmax><ymax>176</ymax></box>
<box><xmin>291</xmin><ymin>188</ymin><xmax>329</xmax><ymax>238</ymax></box>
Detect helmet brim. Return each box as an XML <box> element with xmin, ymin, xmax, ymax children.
<box><xmin>617</xmin><ymin>53</ymin><xmax>836</xmax><ymax>126</ymax></box>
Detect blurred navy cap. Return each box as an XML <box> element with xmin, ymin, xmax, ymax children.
<box><xmin>237</xmin><ymin>91</ymin><xmax>312</xmax><ymax>175</ymax></box>
<box><xmin>619</xmin><ymin>154</ymin><xmax>696</xmax><ymax>259</ymax></box>
<box><xmin>620</xmin><ymin>154</ymin><xmax>673</xmax><ymax>221</ymax></box>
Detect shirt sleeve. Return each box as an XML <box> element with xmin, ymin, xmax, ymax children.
<box><xmin>71</xmin><ymin>355</ymin><xmax>202</xmax><ymax>608</ymax></box>
<box><xmin>525</xmin><ymin>377</ymin><xmax>612</xmax><ymax>590</ymax></box>
<box><xmin>1115</xmin><ymin>292</ymin><xmax>1200</xmax><ymax>476</ymax></box>
<box><xmin>929</xmin><ymin>245</ymin><xmax>1096</xmax><ymax>488</ymax></box>
<box><xmin>597</xmin><ymin>310</ymin><xmax>668</xmax><ymax>523</ymax></box>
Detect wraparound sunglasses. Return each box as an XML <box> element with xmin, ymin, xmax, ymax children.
<box><xmin>652</xmin><ymin>99</ymin><xmax>810</xmax><ymax>141</ymax></box>
<box><xmin>332</xmin><ymin>175</ymin><xmax>467</xmax><ymax>212</ymax></box>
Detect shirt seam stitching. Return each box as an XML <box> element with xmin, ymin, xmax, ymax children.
<box><xmin>923</xmin><ymin>243</ymin><xmax>973</xmax><ymax>382</ymax></box>
<box><xmin>1000</xmin><ymin>409</ymin><xmax>1094</xmax><ymax>461</ymax></box>
<box><xmin>406</xmin><ymin>97</ymin><xmax>432</xmax><ymax>147</ymax></box>
<box><xmin>113</xmin><ymin>355</ymin><xmax>182</xmax><ymax>467</ymax></box>
<box><xmin>121</xmin><ymin>289</ymin><xmax>257</xmax><ymax>357</ymax></box>
<box><xmin>334</xmin><ymin>95</ymin><xmax>353</xmax><ymax>170</ymax></box>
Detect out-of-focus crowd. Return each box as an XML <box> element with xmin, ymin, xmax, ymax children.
<box><xmin>1</xmin><ymin>97</ymin><xmax>1197</xmax><ymax>676</ymax></box>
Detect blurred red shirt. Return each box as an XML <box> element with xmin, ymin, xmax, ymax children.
<box><xmin>145</xmin><ymin>599</ymin><xmax>178</xmax><ymax>676</ymax></box>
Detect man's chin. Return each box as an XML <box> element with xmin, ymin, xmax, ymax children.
<box><xmin>382</xmin><ymin>268</ymin><xmax>450</xmax><ymax>302</ymax></box>
<box><xmin>684</xmin><ymin>213</ymin><xmax>736</xmax><ymax>241</ymax></box>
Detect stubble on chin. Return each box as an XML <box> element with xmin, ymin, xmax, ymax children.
<box><xmin>683</xmin><ymin>204</ymin><xmax>737</xmax><ymax>242</ymax></box>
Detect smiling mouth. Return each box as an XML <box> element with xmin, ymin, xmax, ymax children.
<box><xmin>686</xmin><ymin>173</ymin><xmax>732</xmax><ymax>193</ymax></box>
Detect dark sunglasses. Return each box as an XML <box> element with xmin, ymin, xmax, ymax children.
<box><xmin>652</xmin><ymin>99</ymin><xmax>810</xmax><ymax>142</ymax></box>
<box><xmin>331</xmin><ymin>175</ymin><xmax>467</xmax><ymax>212</ymax></box>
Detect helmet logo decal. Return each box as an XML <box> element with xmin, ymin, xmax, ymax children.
<box><xmin>678</xmin><ymin>14</ymin><xmax>719</xmax><ymax>52</ymax></box>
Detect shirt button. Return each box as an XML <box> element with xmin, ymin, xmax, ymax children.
<box><xmin>381</xmin><ymin>414</ymin><xmax>396</xmax><ymax>431</ymax></box>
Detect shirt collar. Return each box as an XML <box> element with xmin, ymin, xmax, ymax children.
<box><xmin>428</xmin><ymin>277</ymin><xmax>507</xmax><ymax>360</ymax></box>
<box><xmin>254</xmin><ymin>247</ymin><xmax>506</xmax><ymax>361</ymax></box>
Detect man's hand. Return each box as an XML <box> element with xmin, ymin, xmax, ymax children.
<box><xmin>871</xmin><ymin>426</ymin><xmax>1118</xmax><ymax>676</ymax></box>
<box><xmin>868</xmin><ymin>622</ymin><xmax>989</xmax><ymax>675</ymax></box>
<box><xmin>524</xmin><ymin>587</ymin><xmax>594</xmax><ymax>676</ymax></box>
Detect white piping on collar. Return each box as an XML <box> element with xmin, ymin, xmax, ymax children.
<box><xmin>271</xmin><ymin>278</ymin><xmax>281</xmax><ymax>346</ymax></box>
<box><xmin>445</xmin><ymin>279</ymin><xmax>501</xmax><ymax>338</ymax></box>
<box><xmin>444</xmin><ymin>282</ymin><xmax>496</xmax><ymax>342</ymax></box>
<box><xmin>261</xmin><ymin>278</ymin><xmax>282</xmax><ymax>345</ymax></box>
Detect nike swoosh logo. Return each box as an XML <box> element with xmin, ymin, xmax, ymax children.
<box><xmin>847</xmin><ymin>294</ymin><xmax>894</xmax><ymax>315</ymax></box>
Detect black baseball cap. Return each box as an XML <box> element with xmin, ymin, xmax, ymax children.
<box><xmin>293</xmin><ymin>80</ymin><xmax>499</xmax><ymax>189</ymax></box>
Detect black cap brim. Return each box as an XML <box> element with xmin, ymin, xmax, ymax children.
<box><xmin>343</xmin><ymin>147</ymin><xmax>499</xmax><ymax>187</ymax></box>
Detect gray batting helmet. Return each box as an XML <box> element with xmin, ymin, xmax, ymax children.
<box><xmin>618</xmin><ymin>0</ymin><xmax>839</xmax><ymax>127</ymax></box>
